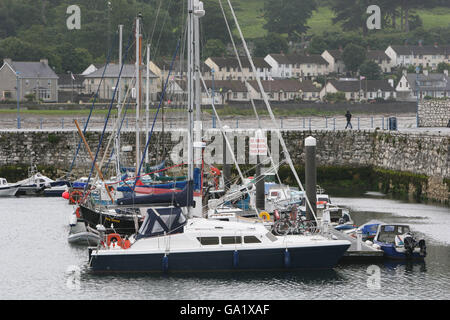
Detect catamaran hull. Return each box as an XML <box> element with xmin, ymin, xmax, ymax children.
<box><xmin>88</xmin><ymin>243</ymin><xmax>350</xmax><ymax>272</ymax></box>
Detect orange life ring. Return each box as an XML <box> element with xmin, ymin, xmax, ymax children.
<box><xmin>106</xmin><ymin>233</ymin><xmax>130</xmax><ymax>249</ymax></box>
<box><xmin>69</xmin><ymin>190</ymin><xmax>83</xmax><ymax>204</ymax></box>
<box><xmin>75</xmin><ymin>207</ymin><xmax>81</xmax><ymax>218</ymax></box>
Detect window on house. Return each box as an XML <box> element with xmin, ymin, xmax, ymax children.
<box><xmin>243</xmin><ymin>92</ymin><xmax>247</xmax><ymax>99</ymax></box>
<box><xmin>233</xmin><ymin>92</ymin><xmax>237</xmax><ymax>99</ymax></box>
<box><xmin>3</xmin><ymin>91</ymin><xmax>12</xmax><ymax>99</ymax></box>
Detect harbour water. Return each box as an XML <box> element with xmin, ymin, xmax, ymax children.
<box><xmin>0</xmin><ymin>194</ymin><xmax>449</xmax><ymax>300</ymax></box>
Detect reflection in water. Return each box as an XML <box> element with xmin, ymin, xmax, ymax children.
<box><xmin>0</xmin><ymin>196</ymin><xmax>449</xmax><ymax>299</ymax></box>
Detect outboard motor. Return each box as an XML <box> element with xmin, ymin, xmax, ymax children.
<box><xmin>403</xmin><ymin>233</ymin><xmax>416</xmax><ymax>257</ymax></box>
<box><xmin>418</xmin><ymin>239</ymin><xmax>427</xmax><ymax>257</ymax></box>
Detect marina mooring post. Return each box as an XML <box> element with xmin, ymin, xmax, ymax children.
<box><xmin>255</xmin><ymin>155</ymin><xmax>265</xmax><ymax>211</ymax></box>
<box><xmin>305</xmin><ymin>136</ymin><xmax>317</xmax><ymax>221</ymax></box>
<box><xmin>222</xmin><ymin>130</ymin><xmax>231</xmax><ymax>192</ymax></box>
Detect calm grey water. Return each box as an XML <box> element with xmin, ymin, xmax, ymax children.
<box><xmin>0</xmin><ymin>195</ymin><xmax>449</xmax><ymax>300</ymax></box>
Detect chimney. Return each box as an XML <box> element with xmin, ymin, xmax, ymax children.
<box><xmin>40</xmin><ymin>58</ymin><xmax>48</xmax><ymax>65</ymax></box>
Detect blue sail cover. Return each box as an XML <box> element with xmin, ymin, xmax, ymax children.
<box><xmin>116</xmin><ymin>167</ymin><xmax>201</xmax><ymax>193</ymax></box>
<box><xmin>116</xmin><ymin>180</ymin><xmax>194</xmax><ymax>207</ymax></box>
<box><xmin>136</xmin><ymin>207</ymin><xmax>186</xmax><ymax>239</ymax></box>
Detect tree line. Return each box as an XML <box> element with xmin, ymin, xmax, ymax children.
<box><xmin>0</xmin><ymin>0</ymin><xmax>448</xmax><ymax>74</ymax></box>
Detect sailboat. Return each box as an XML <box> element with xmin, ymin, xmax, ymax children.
<box><xmin>87</xmin><ymin>2</ymin><xmax>351</xmax><ymax>273</ymax></box>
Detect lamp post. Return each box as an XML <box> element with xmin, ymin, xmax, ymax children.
<box><xmin>415</xmin><ymin>66</ymin><xmax>420</xmax><ymax>128</ymax></box>
<box><xmin>67</xmin><ymin>70</ymin><xmax>74</xmax><ymax>102</ymax></box>
<box><xmin>16</xmin><ymin>71</ymin><xmax>21</xmax><ymax>129</ymax></box>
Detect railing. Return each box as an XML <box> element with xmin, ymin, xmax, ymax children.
<box><xmin>0</xmin><ymin>115</ymin><xmax>427</xmax><ymax>132</ymax></box>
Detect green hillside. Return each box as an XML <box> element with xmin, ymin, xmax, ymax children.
<box><xmin>233</xmin><ymin>1</ymin><xmax>450</xmax><ymax>39</ymax></box>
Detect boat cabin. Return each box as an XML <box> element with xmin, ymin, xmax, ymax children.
<box><xmin>375</xmin><ymin>224</ymin><xmax>411</xmax><ymax>244</ymax></box>
<box><xmin>0</xmin><ymin>178</ymin><xmax>8</xmax><ymax>186</ymax></box>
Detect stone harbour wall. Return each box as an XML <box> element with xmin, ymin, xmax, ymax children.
<box><xmin>0</xmin><ymin>129</ymin><xmax>448</xmax><ymax>202</ymax></box>
<box><xmin>418</xmin><ymin>99</ymin><xmax>450</xmax><ymax>127</ymax></box>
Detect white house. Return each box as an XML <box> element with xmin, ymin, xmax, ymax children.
<box><xmin>385</xmin><ymin>44</ymin><xmax>450</xmax><ymax>70</ymax></box>
<box><xmin>204</xmin><ymin>57</ymin><xmax>271</xmax><ymax>81</ymax></box>
<box><xmin>320</xmin><ymin>79</ymin><xmax>396</xmax><ymax>101</ymax></box>
<box><xmin>396</xmin><ymin>70</ymin><xmax>450</xmax><ymax>101</ymax></box>
<box><xmin>264</xmin><ymin>53</ymin><xmax>329</xmax><ymax>79</ymax></box>
<box><xmin>321</xmin><ymin>49</ymin><xmax>346</xmax><ymax>74</ymax></box>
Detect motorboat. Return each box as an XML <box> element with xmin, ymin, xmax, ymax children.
<box><xmin>373</xmin><ymin>224</ymin><xmax>426</xmax><ymax>260</ymax></box>
<box><xmin>88</xmin><ymin>212</ymin><xmax>351</xmax><ymax>272</ymax></box>
<box><xmin>0</xmin><ymin>178</ymin><xmax>19</xmax><ymax>197</ymax></box>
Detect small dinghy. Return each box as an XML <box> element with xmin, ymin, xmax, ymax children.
<box><xmin>68</xmin><ymin>208</ymin><xmax>100</xmax><ymax>246</ymax></box>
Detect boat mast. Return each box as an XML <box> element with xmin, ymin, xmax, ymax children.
<box><xmin>188</xmin><ymin>0</ymin><xmax>205</xmax><ymax>217</ymax></box>
<box><xmin>135</xmin><ymin>14</ymin><xmax>142</xmax><ymax>175</ymax></box>
<box><xmin>145</xmin><ymin>43</ymin><xmax>150</xmax><ymax>166</ymax></box>
<box><xmin>115</xmin><ymin>24</ymin><xmax>124</xmax><ymax>178</ymax></box>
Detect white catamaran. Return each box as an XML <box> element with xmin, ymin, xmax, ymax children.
<box><xmin>87</xmin><ymin>0</ymin><xmax>351</xmax><ymax>273</ymax></box>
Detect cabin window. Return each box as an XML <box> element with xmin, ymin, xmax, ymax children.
<box><xmin>197</xmin><ymin>237</ymin><xmax>219</xmax><ymax>245</ymax></box>
<box><xmin>221</xmin><ymin>236</ymin><xmax>242</xmax><ymax>245</ymax></box>
<box><xmin>244</xmin><ymin>236</ymin><xmax>261</xmax><ymax>244</ymax></box>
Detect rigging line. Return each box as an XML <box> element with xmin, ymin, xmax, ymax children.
<box><xmin>101</xmin><ymin>85</ymin><xmax>134</xmax><ymax>178</ymax></box>
<box><xmin>66</xmin><ymin>33</ymin><xmax>118</xmax><ymax>179</ymax></box>
<box><xmin>132</xmin><ymin>38</ymin><xmax>182</xmax><ymax>193</ymax></box>
<box><xmin>96</xmin><ymin>76</ymin><xmax>137</xmax><ymax>179</ymax></box>
<box><xmin>199</xmin><ymin>72</ymin><xmax>260</xmax><ymax>218</ymax></box>
<box><xmin>225</xmin><ymin>0</ymin><xmax>318</xmax><ymax>223</ymax></box>
<box><xmin>149</xmin><ymin>0</ymin><xmax>163</xmax><ymax>46</ymax></box>
<box><xmin>152</xmin><ymin>0</ymin><xmax>174</xmax><ymax>60</ymax></box>
<box><xmin>218</xmin><ymin>0</ymin><xmax>286</xmax><ymax>200</ymax></box>
<box><xmin>84</xmin><ymin>26</ymin><xmax>135</xmax><ymax>194</ymax></box>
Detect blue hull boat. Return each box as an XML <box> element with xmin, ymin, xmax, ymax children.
<box><xmin>373</xmin><ymin>224</ymin><xmax>426</xmax><ymax>260</ymax></box>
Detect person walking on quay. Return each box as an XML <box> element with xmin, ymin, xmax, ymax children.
<box><xmin>345</xmin><ymin>110</ymin><xmax>352</xmax><ymax>129</ymax></box>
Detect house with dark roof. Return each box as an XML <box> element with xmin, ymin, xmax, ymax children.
<box><xmin>366</xmin><ymin>50</ymin><xmax>393</xmax><ymax>73</ymax></box>
<box><xmin>84</xmin><ymin>63</ymin><xmax>159</xmax><ymax>101</ymax></box>
<box><xmin>396</xmin><ymin>70</ymin><xmax>450</xmax><ymax>101</ymax></box>
<box><xmin>321</xmin><ymin>49</ymin><xmax>346</xmax><ymax>74</ymax></box>
<box><xmin>0</xmin><ymin>58</ymin><xmax>59</xmax><ymax>102</ymax></box>
<box><xmin>247</xmin><ymin>79</ymin><xmax>306</xmax><ymax>101</ymax></box>
<box><xmin>385</xmin><ymin>44</ymin><xmax>450</xmax><ymax>70</ymax></box>
<box><xmin>204</xmin><ymin>56</ymin><xmax>271</xmax><ymax>81</ymax></box>
<box><xmin>150</xmin><ymin>58</ymin><xmax>212</xmax><ymax>91</ymax></box>
<box><xmin>172</xmin><ymin>79</ymin><xmax>248</xmax><ymax>104</ymax></box>
<box><xmin>320</xmin><ymin>78</ymin><xmax>396</xmax><ymax>101</ymax></box>
<box><xmin>264</xmin><ymin>53</ymin><xmax>329</xmax><ymax>79</ymax></box>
